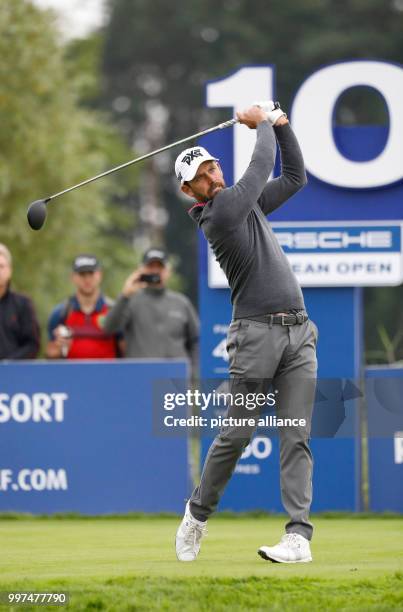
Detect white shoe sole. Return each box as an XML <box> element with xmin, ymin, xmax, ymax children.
<box><xmin>175</xmin><ymin>532</ymin><xmax>197</xmax><ymax>562</ymax></box>
<box><xmin>258</xmin><ymin>548</ymin><xmax>312</xmax><ymax>563</ymax></box>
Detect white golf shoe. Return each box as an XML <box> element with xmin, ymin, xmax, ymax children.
<box><xmin>175</xmin><ymin>502</ymin><xmax>207</xmax><ymax>561</ymax></box>
<box><xmin>258</xmin><ymin>533</ymin><xmax>312</xmax><ymax>563</ymax></box>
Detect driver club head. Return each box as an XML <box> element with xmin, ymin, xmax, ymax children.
<box><xmin>27</xmin><ymin>199</ymin><xmax>48</xmax><ymax>231</ymax></box>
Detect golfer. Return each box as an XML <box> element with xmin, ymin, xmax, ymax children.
<box><xmin>174</xmin><ymin>102</ymin><xmax>318</xmax><ymax>563</ymax></box>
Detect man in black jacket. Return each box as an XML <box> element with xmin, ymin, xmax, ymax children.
<box><xmin>0</xmin><ymin>244</ymin><xmax>40</xmax><ymax>359</ymax></box>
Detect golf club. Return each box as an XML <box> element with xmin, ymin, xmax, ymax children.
<box><xmin>27</xmin><ymin>117</ymin><xmax>238</xmax><ymax>231</ymax></box>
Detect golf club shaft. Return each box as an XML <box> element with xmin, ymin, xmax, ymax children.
<box><xmin>47</xmin><ymin>118</ymin><xmax>239</xmax><ymax>202</ymax></box>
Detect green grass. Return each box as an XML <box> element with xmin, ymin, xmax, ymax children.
<box><xmin>0</xmin><ymin>516</ymin><xmax>402</xmax><ymax>610</ymax></box>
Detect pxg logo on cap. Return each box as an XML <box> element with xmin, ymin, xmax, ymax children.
<box><xmin>175</xmin><ymin>147</ymin><xmax>218</xmax><ymax>184</ymax></box>
<box><xmin>73</xmin><ymin>255</ymin><xmax>100</xmax><ymax>273</ymax></box>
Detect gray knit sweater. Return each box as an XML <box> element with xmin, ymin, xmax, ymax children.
<box><xmin>102</xmin><ymin>287</ymin><xmax>199</xmax><ymax>374</ymax></box>
<box><xmin>189</xmin><ymin>121</ymin><xmax>307</xmax><ymax>318</ymax></box>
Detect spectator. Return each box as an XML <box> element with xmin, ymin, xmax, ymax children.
<box><xmin>46</xmin><ymin>255</ymin><xmax>122</xmax><ymax>359</ymax></box>
<box><xmin>0</xmin><ymin>243</ymin><xmax>40</xmax><ymax>360</ymax></box>
<box><xmin>102</xmin><ymin>248</ymin><xmax>199</xmax><ymax>377</ymax></box>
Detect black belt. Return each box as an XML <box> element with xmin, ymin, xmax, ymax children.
<box><xmin>242</xmin><ymin>312</ymin><xmax>308</xmax><ymax>326</ymax></box>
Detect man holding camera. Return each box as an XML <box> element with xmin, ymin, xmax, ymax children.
<box><xmin>101</xmin><ymin>248</ymin><xmax>199</xmax><ymax>377</ymax></box>
<box><xmin>46</xmin><ymin>255</ymin><xmax>121</xmax><ymax>359</ymax></box>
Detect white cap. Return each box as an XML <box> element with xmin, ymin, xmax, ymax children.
<box><xmin>175</xmin><ymin>146</ymin><xmax>218</xmax><ymax>184</ymax></box>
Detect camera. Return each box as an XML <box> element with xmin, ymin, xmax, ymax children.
<box><xmin>139</xmin><ymin>273</ymin><xmax>161</xmax><ymax>284</ymax></box>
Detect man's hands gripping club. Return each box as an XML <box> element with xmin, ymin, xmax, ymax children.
<box><xmin>236</xmin><ymin>101</ymin><xmax>288</xmax><ymax>129</ymax></box>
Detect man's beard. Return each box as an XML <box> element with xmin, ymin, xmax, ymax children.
<box><xmin>195</xmin><ymin>180</ymin><xmax>226</xmax><ymax>203</ymax></box>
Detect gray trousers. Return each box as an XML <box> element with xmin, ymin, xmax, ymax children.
<box><xmin>189</xmin><ymin>317</ymin><xmax>318</xmax><ymax>540</ymax></box>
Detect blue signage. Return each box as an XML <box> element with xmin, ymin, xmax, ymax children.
<box><xmin>365</xmin><ymin>367</ymin><xmax>403</xmax><ymax>512</ymax></box>
<box><xmin>269</xmin><ymin>128</ymin><xmax>403</xmax><ymax>223</ymax></box>
<box><xmin>274</xmin><ymin>224</ymin><xmax>401</xmax><ymax>253</ymax></box>
<box><xmin>196</xmin><ymin>63</ymin><xmax>403</xmax><ymax>513</ymax></box>
<box><xmin>0</xmin><ymin>361</ymin><xmax>189</xmax><ymax>514</ymax></box>
<box><xmin>197</xmin><ymin>64</ymin><xmax>403</xmax><ymax>514</ymax></box>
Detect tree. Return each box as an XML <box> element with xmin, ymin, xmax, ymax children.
<box><xmin>0</xmin><ymin>0</ymin><xmax>138</xmax><ymax>349</ymax></box>
<box><xmin>365</xmin><ymin>285</ymin><xmax>403</xmax><ymax>364</ymax></box>
<box><xmin>100</xmin><ymin>0</ymin><xmax>403</xmax><ymax>303</ymax></box>
<box><xmin>99</xmin><ymin>0</ymin><xmax>403</xmax><ymax>359</ymax></box>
